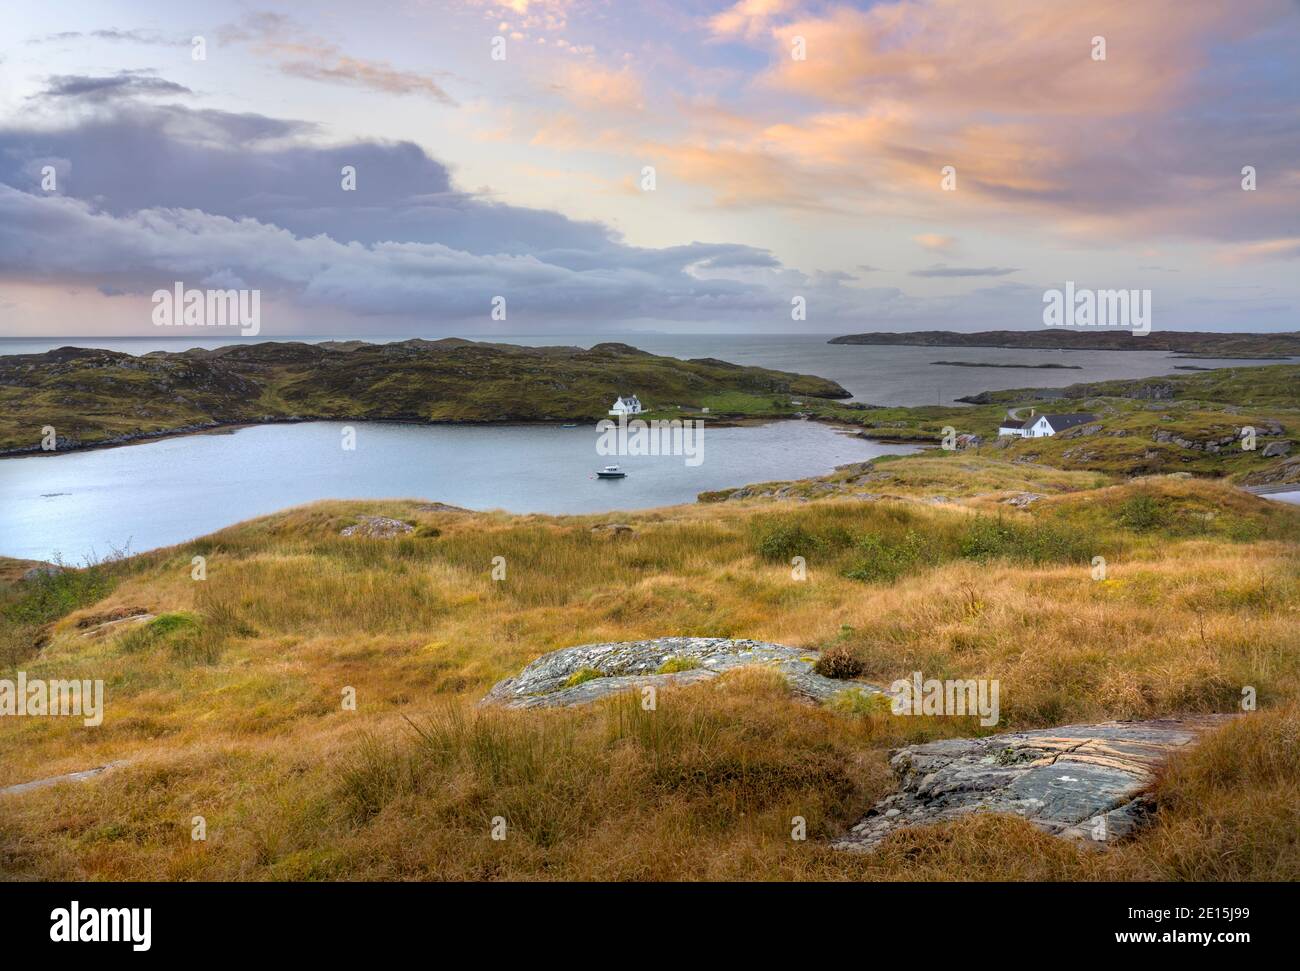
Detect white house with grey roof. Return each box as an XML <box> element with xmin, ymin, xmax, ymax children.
<box><xmin>1025</xmin><ymin>413</ymin><xmax>1096</xmax><ymax>437</ymax></box>
<box><xmin>609</xmin><ymin>395</ymin><xmax>643</xmax><ymax>416</ymax></box>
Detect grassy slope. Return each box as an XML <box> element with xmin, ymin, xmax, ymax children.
<box><xmin>2</xmin><ymin>478</ymin><xmax>1298</xmax><ymax>880</ymax></box>
<box><xmin>699</xmin><ymin>453</ymin><xmax>1114</xmax><ymax>502</ymax></box>
<box><xmin>959</xmin><ymin>362</ymin><xmax>1300</xmax><ymax>410</ymax></box>
<box><xmin>0</xmin><ymin>340</ymin><xmax>849</xmax><ymax>452</ymax></box>
<box><xmin>797</xmin><ymin>364</ymin><xmax>1299</xmax><ymax>483</ymax></box>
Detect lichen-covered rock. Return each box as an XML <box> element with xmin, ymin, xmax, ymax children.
<box><xmin>1002</xmin><ymin>492</ymin><xmax>1047</xmax><ymax>508</ymax></box>
<box><xmin>340</xmin><ymin>516</ymin><xmax>414</xmax><ymax>538</ymax></box>
<box><xmin>590</xmin><ymin>523</ymin><xmax>634</xmax><ymax>534</ymax></box>
<box><xmin>834</xmin><ymin>716</ymin><xmax>1231</xmax><ymax>852</ymax></box>
<box><xmin>480</xmin><ymin>637</ymin><xmax>885</xmax><ymax>710</ymax></box>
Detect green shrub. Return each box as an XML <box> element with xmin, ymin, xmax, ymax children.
<box><xmin>118</xmin><ymin>611</ymin><xmax>220</xmax><ymax>664</ymax></box>
<box><xmin>844</xmin><ymin>530</ymin><xmax>935</xmax><ymax>583</ymax></box>
<box><xmin>959</xmin><ymin>516</ymin><xmax>1087</xmax><ymax>564</ymax></box>
<box><xmin>754</xmin><ymin>520</ymin><xmax>821</xmax><ymax>562</ymax></box>
<box><xmin>657</xmin><ymin>656</ymin><xmax>701</xmax><ymax>674</ymax></box>
<box><xmin>1118</xmin><ymin>494</ymin><xmax>1164</xmax><ymax>532</ymax></box>
<box><xmin>4</xmin><ymin>565</ymin><xmax>115</xmax><ymax>626</ymax></box>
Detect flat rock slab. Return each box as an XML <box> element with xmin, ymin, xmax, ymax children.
<box><xmin>481</xmin><ymin>637</ymin><xmax>883</xmax><ymax>710</ymax></box>
<box><xmin>0</xmin><ymin>760</ymin><xmax>131</xmax><ymax>798</ymax></box>
<box><xmin>78</xmin><ymin>612</ymin><xmax>155</xmax><ymax>639</ymax></box>
<box><xmin>834</xmin><ymin>716</ymin><xmax>1231</xmax><ymax>851</ymax></box>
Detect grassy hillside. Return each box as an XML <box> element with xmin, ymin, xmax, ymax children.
<box><xmin>958</xmin><ymin>362</ymin><xmax>1300</xmax><ymax>410</ymax></box>
<box><xmin>699</xmin><ymin>453</ymin><xmax>1113</xmax><ymax>502</ymax></box>
<box><xmin>0</xmin><ymin>339</ymin><xmax>849</xmax><ymax>454</ymax></box>
<box><xmin>2</xmin><ymin>477</ymin><xmax>1297</xmax><ymax>880</ymax></box>
<box><xmin>794</xmin><ymin>364</ymin><xmax>1299</xmax><ymax>483</ymax></box>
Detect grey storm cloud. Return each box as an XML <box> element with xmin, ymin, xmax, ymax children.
<box><xmin>0</xmin><ymin>185</ymin><xmax>786</xmax><ymax>321</ymax></box>
<box><xmin>40</xmin><ymin>71</ymin><xmax>193</xmax><ymax>101</ymax></box>
<box><xmin>0</xmin><ymin>76</ymin><xmax>806</xmax><ymax>324</ymax></box>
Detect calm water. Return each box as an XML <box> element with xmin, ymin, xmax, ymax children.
<box><xmin>2</xmin><ymin>333</ymin><xmax>1289</xmax><ymax>407</ymax></box>
<box><xmin>0</xmin><ymin>421</ymin><xmax>917</xmax><ymax>562</ymax></box>
<box><xmin>3</xmin><ymin>333</ymin><xmax>1291</xmax><ymax>561</ymax></box>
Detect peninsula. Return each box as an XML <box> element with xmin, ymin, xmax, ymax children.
<box><xmin>0</xmin><ymin>339</ymin><xmax>850</xmax><ymax>455</ymax></box>
<box><xmin>828</xmin><ymin>329</ymin><xmax>1300</xmax><ymax>359</ymax></box>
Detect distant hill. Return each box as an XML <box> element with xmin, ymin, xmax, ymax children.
<box><xmin>0</xmin><ymin>339</ymin><xmax>850</xmax><ymax>454</ymax></box>
<box><xmin>828</xmin><ymin>329</ymin><xmax>1300</xmax><ymax>358</ymax></box>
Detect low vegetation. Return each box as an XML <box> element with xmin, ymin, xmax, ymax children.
<box><xmin>0</xmin><ymin>339</ymin><xmax>849</xmax><ymax>453</ymax></box>
<box><xmin>1</xmin><ymin>476</ymin><xmax>1297</xmax><ymax>880</ymax></box>
<box><xmin>729</xmin><ymin>364</ymin><xmax>1299</xmax><ymax>486</ymax></box>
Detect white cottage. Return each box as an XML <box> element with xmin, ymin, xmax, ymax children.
<box><xmin>1024</xmin><ymin>413</ymin><xmax>1096</xmax><ymax>438</ymax></box>
<box><xmin>609</xmin><ymin>395</ymin><xmax>643</xmax><ymax>416</ymax></box>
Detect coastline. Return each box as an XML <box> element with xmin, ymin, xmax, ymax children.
<box><xmin>0</xmin><ymin>411</ymin><xmax>823</xmax><ymax>460</ymax></box>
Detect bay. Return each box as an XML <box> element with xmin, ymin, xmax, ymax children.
<box><xmin>0</xmin><ymin>420</ymin><xmax>916</xmax><ymax>562</ymax></box>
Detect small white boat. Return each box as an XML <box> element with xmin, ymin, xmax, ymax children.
<box><xmin>595</xmin><ymin>465</ymin><xmax>627</xmax><ymax>479</ymax></box>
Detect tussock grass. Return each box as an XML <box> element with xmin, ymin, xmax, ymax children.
<box><xmin>0</xmin><ymin>477</ymin><xmax>1297</xmax><ymax>880</ymax></box>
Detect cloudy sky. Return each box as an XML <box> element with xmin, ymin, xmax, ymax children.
<box><xmin>1</xmin><ymin>0</ymin><xmax>1297</xmax><ymax>338</ymax></box>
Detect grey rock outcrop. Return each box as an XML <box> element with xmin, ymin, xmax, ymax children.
<box><xmin>1002</xmin><ymin>492</ymin><xmax>1047</xmax><ymax>508</ymax></box>
<box><xmin>1261</xmin><ymin>440</ymin><xmax>1292</xmax><ymax>458</ymax></box>
<box><xmin>590</xmin><ymin>523</ymin><xmax>635</xmax><ymax>534</ymax></box>
<box><xmin>340</xmin><ymin>516</ymin><xmax>414</xmax><ymax>538</ymax></box>
<box><xmin>834</xmin><ymin>716</ymin><xmax>1230</xmax><ymax>852</ymax></box>
<box><xmin>481</xmin><ymin>637</ymin><xmax>885</xmax><ymax>710</ymax></box>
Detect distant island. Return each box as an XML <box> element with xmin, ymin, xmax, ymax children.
<box><xmin>829</xmin><ymin>329</ymin><xmax>1300</xmax><ymax>359</ymax></box>
<box><xmin>931</xmin><ymin>360</ymin><xmax>1082</xmax><ymax>370</ymax></box>
<box><xmin>0</xmin><ymin>339</ymin><xmax>850</xmax><ymax>455</ymax></box>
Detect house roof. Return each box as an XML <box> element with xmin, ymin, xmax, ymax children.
<box><xmin>998</xmin><ymin>419</ymin><xmax>1025</xmax><ymax>429</ymax></box>
<box><xmin>1037</xmin><ymin>413</ymin><xmax>1097</xmax><ymax>431</ymax></box>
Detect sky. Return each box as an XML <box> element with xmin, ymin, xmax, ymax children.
<box><xmin>0</xmin><ymin>0</ymin><xmax>1297</xmax><ymax>338</ymax></box>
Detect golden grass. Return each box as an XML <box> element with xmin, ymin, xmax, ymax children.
<box><xmin>701</xmin><ymin>452</ymin><xmax>1112</xmax><ymax>502</ymax></box>
<box><xmin>1</xmin><ymin>478</ymin><xmax>1298</xmax><ymax>880</ymax></box>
